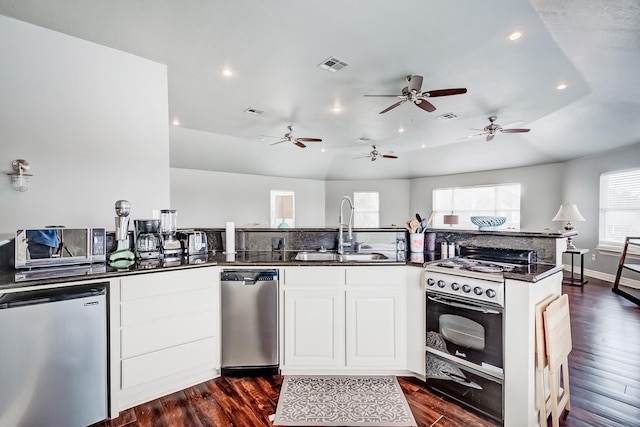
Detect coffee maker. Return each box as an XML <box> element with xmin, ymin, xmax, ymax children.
<box><xmin>160</xmin><ymin>209</ymin><xmax>182</xmax><ymax>260</ymax></box>
<box><xmin>134</xmin><ymin>219</ymin><xmax>162</xmax><ymax>262</ymax></box>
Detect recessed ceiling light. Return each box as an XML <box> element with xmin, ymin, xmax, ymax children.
<box><xmin>398</xmin><ymin>127</ymin><xmax>405</xmax><ymax>133</ymax></box>
<box><xmin>556</xmin><ymin>83</ymin><xmax>567</xmax><ymax>90</ymax></box>
<box><xmin>332</xmin><ymin>106</ymin><xmax>342</xmax><ymax>113</ymax></box>
<box><xmin>321</xmin><ymin>147</ymin><xmax>326</xmax><ymax>153</ymax></box>
<box><xmin>220</xmin><ymin>67</ymin><xmax>233</xmax><ymax>77</ymax></box>
<box><xmin>421</xmin><ymin>144</ymin><xmax>426</xmax><ymax>149</ymax></box>
<box><xmin>172</xmin><ymin>118</ymin><xmax>180</xmax><ymax>126</ymax></box>
<box><xmin>507</xmin><ymin>31</ymin><xmax>522</xmax><ymax>41</ymax></box>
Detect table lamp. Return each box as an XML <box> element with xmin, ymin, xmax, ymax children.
<box><xmin>552</xmin><ymin>203</ymin><xmax>585</xmax><ymax>250</ymax></box>
<box><xmin>275</xmin><ymin>195</ymin><xmax>294</xmax><ymax>228</ymax></box>
<box><xmin>443</xmin><ymin>214</ymin><xmax>459</xmax><ymax>227</ymax></box>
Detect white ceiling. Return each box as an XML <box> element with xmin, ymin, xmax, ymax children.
<box><xmin>2</xmin><ymin>0</ymin><xmax>639</xmax><ymax>180</ymax></box>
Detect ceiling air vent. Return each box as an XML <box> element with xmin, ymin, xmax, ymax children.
<box><xmin>318</xmin><ymin>57</ymin><xmax>349</xmax><ymax>72</ymax></box>
<box><xmin>244</xmin><ymin>107</ymin><xmax>264</xmax><ymax>116</ymax></box>
<box><xmin>437</xmin><ymin>112</ymin><xmax>458</xmax><ymax>120</ymax></box>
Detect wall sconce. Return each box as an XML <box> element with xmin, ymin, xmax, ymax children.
<box><xmin>552</xmin><ymin>202</ymin><xmax>585</xmax><ymax>250</ymax></box>
<box><xmin>7</xmin><ymin>159</ymin><xmax>32</xmax><ymax>192</ymax></box>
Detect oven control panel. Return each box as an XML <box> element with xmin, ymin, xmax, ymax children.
<box><xmin>425</xmin><ymin>271</ymin><xmax>504</xmax><ymax>306</ymax></box>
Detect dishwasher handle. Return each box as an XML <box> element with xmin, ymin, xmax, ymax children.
<box><xmin>0</xmin><ymin>283</ymin><xmax>106</xmax><ymax>309</ymax></box>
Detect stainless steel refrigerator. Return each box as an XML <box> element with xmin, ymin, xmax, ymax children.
<box><xmin>0</xmin><ymin>283</ymin><xmax>108</xmax><ymax>427</ymax></box>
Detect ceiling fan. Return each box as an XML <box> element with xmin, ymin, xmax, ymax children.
<box><xmin>266</xmin><ymin>125</ymin><xmax>322</xmax><ymax>148</ymax></box>
<box><xmin>354</xmin><ymin>145</ymin><xmax>398</xmax><ymax>161</ymax></box>
<box><xmin>465</xmin><ymin>116</ymin><xmax>531</xmax><ymax>142</ymax></box>
<box><xmin>364</xmin><ymin>75</ymin><xmax>467</xmax><ymax>114</ymax></box>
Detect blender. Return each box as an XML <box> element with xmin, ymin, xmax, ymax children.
<box><xmin>108</xmin><ymin>200</ymin><xmax>135</xmax><ymax>268</ymax></box>
<box><xmin>160</xmin><ymin>209</ymin><xmax>182</xmax><ymax>260</ymax></box>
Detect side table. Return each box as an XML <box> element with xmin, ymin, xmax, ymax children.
<box><xmin>563</xmin><ymin>248</ymin><xmax>589</xmax><ymax>286</ymax></box>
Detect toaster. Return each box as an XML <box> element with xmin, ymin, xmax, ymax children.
<box><xmin>178</xmin><ymin>231</ymin><xmax>208</xmax><ymax>256</ymax></box>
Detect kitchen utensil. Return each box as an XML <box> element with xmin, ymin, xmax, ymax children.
<box><xmin>405</xmin><ymin>221</ymin><xmax>413</xmax><ymax>232</ymax></box>
<box><xmin>409</xmin><ymin>219</ymin><xmax>419</xmax><ymax>233</ymax></box>
<box><xmin>421</xmin><ymin>218</ymin><xmax>428</xmax><ymax>231</ymax></box>
<box><xmin>416</xmin><ymin>213</ymin><xmax>422</xmax><ymax>222</ymax></box>
<box><xmin>427</xmin><ymin>211</ymin><xmax>436</xmax><ymax>227</ymax></box>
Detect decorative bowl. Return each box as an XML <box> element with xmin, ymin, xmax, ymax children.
<box><xmin>470</xmin><ymin>216</ymin><xmax>507</xmax><ymax>230</ymax></box>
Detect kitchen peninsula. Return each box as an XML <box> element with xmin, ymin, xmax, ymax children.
<box><xmin>0</xmin><ymin>227</ymin><xmax>566</xmax><ymax>426</ymax></box>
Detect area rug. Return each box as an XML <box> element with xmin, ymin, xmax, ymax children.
<box><xmin>273</xmin><ymin>375</ymin><xmax>417</xmax><ymax>426</ymax></box>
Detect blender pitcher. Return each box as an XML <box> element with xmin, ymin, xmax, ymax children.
<box><xmin>160</xmin><ymin>209</ymin><xmax>178</xmax><ymax>236</ymax></box>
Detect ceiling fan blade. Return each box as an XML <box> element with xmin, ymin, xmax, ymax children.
<box><xmin>414</xmin><ymin>98</ymin><xmax>436</xmax><ymax>112</ymax></box>
<box><xmin>364</xmin><ymin>94</ymin><xmax>404</xmax><ymax>98</ymax></box>
<box><xmin>423</xmin><ymin>88</ymin><xmax>468</xmax><ymax>97</ymax></box>
<box><xmin>457</xmin><ymin>132</ymin><xmax>486</xmax><ymax>141</ymax></box>
<box><xmin>501</xmin><ymin>128</ymin><xmax>530</xmax><ymax>133</ymax></box>
<box><xmin>270</xmin><ymin>139</ymin><xmax>287</xmax><ymax>145</ymax></box>
<box><xmin>382</xmin><ymin>154</ymin><xmax>398</xmax><ymax>159</ymax></box>
<box><xmin>353</xmin><ymin>155</ymin><xmax>371</xmax><ymax>160</ymax></box>
<box><xmin>296</xmin><ymin>138</ymin><xmax>322</xmax><ymax>142</ymax></box>
<box><xmin>293</xmin><ymin>140</ymin><xmax>307</xmax><ymax>148</ymax></box>
<box><xmin>486</xmin><ymin>134</ymin><xmax>495</xmax><ymax>142</ymax></box>
<box><xmin>379</xmin><ymin>100</ymin><xmax>406</xmax><ymax>114</ymax></box>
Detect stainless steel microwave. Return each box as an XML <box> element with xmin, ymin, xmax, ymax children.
<box><xmin>15</xmin><ymin>228</ymin><xmax>106</xmax><ymax>268</ymax></box>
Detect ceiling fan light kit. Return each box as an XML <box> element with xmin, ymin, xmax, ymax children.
<box><xmin>354</xmin><ymin>145</ymin><xmax>398</xmax><ymax>162</ymax></box>
<box><xmin>364</xmin><ymin>74</ymin><xmax>467</xmax><ymax>114</ymax></box>
<box><xmin>268</xmin><ymin>125</ymin><xmax>322</xmax><ymax>149</ymax></box>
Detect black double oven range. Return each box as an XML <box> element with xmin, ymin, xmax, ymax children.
<box><xmin>424</xmin><ymin>246</ymin><xmax>535</xmax><ymax>423</ymax></box>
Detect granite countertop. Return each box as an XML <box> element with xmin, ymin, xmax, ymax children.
<box><xmin>0</xmin><ymin>250</ymin><xmax>560</xmax><ymax>292</ymax></box>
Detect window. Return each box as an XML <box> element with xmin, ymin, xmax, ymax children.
<box><xmin>599</xmin><ymin>168</ymin><xmax>640</xmax><ymax>247</ymax></box>
<box><xmin>353</xmin><ymin>191</ymin><xmax>379</xmax><ymax>228</ymax></box>
<box><xmin>432</xmin><ymin>183</ymin><xmax>521</xmax><ymax>229</ymax></box>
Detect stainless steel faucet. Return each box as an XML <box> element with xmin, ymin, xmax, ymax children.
<box><xmin>338</xmin><ymin>196</ymin><xmax>354</xmax><ymax>254</ymax></box>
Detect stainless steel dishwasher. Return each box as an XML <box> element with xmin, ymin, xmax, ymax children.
<box><xmin>220</xmin><ymin>269</ymin><xmax>279</xmax><ymax>376</ymax></box>
<box><xmin>0</xmin><ymin>283</ymin><xmax>108</xmax><ymax>427</ymax></box>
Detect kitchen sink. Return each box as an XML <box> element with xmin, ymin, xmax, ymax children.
<box><xmin>294</xmin><ymin>252</ymin><xmax>389</xmax><ymax>262</ymax></box>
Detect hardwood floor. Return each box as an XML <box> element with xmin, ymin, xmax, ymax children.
<box><xmin>100</xmin><ymin>277</ymin><xmax>640</xmax><ymax>427</ymax></box>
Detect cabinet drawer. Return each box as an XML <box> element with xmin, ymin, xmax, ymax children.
<box><xmin>346</xmin><ymin>266</ymin><xmax>406</xmax><ymax>286</ymax></box>
<box><xmin>284</xmin><ymin>267</ymin><xmax>345</xmax><ymax>286</ymax></box>
<box><xmin>121</xmin><ymin>268</ymin><xmax>215</xmax><ymax>301</ymax></box>
<box><xmin>121</xmin><ymin>337</ymin><xmax>216</xmax><ymax>389</ymax></box>
<box><xmin>121</xmin><ymin>310</ymin><xmax>216</xmax><ymax>358</ymax></box>
<box><xmin>121</xmin><ymin>287</ymin><xmax>216</xmax><ymax>326</ymax></box>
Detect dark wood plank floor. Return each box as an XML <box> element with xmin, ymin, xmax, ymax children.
<box><xmin>99</xmin><ymin>277</ymin><xmax>640</xmax><ymax>427</ymax></box>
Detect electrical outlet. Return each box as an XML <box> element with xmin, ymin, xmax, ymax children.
<box><xmin>591</xmin><ymin>254</ymin><xmax>596</xmax><ymax>261</ymax></box>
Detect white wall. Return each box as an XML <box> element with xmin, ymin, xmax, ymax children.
<box><xmin>561</xmin><ymin>142</ymin><xmax>640</xmax><ymax>276</ymax></box>
<box><xmin>409</xmin><ymin>163</ymin><xmax>564</xmax><ymax>231</ymax></box>
<box><xmin>0</xmin><ymin>16</ymin><xmax>170</xmax><ymax>233</ymax></box>
<box><xmin>170</xmin><ymin>168</ymin><xmax>326</xmax><ymax>228</ymax></box>
<box><xmin>324</xmin><ymin>179</ymin><xmax>411</xmax><ymax>227</ymax></box>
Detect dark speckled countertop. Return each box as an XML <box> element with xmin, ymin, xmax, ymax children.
<box><xmin>0</xmin><ymin>250</ymin><xmax>560</xmax><ymax>292</ymax></box>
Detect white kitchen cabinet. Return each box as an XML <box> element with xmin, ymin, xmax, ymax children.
<box><xmin>283</xmin><ymin>288</ymin><xmax>345</xmax><ymax>367</ymax></box>
<box><xmin>405</xmin><ymin>265</ymin><xmax>425</xmax><ymax>378</ymax></box>
<box><xmin>345</xmin><ymin>288</ymin><xmax>403</xmax><ymax>367</ymax></box>
<box><xmin>345</xmin><ymin>266</ymin><xmax>406</xmax><ymax>369</ymax></box>
<box><xmin>115</xmin><ymin>266</ymin><xmax>220</xmax><ymax>411</ymax></box>
<box><xmin>281</xmin><ymin>265</ymin><xmax>406</xmax><ymax>373</ymax></box>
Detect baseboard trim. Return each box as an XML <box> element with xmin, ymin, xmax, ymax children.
<box><xmin>562</xmin><ymin>264</ymin><xmax>640</xmax><ymax>289</ymax></box>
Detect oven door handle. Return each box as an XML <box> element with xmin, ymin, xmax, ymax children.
<box><xmin>446</xmin><ymin>372</ymin><xmax>483</xmax><ymax>390</ymax></box>
<box><xmin>427</xmin><ymin>295</ymin><xmax>501</xmax><ymax>314</ymax></box>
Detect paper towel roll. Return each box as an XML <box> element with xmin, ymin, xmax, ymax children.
<box><xmin>225</xmin><ymin>222</ymin><xmax>235</xmax><ymax>254</ymax></box>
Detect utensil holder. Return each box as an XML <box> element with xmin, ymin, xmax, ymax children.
<box><xmin>410</xmin><ymin>233</ymin><xmax>424</xmax><ymax>253</ymax></box>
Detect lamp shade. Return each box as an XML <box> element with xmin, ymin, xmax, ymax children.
<box><xmin>552</xmin><ymin>203</ymin><xmax>585</xmax><ymax>222</ymax></box>
<box><xmin>443</xmin><ymin>214</ymin><xmax>459</xmax><ymax>225</ymax></box>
